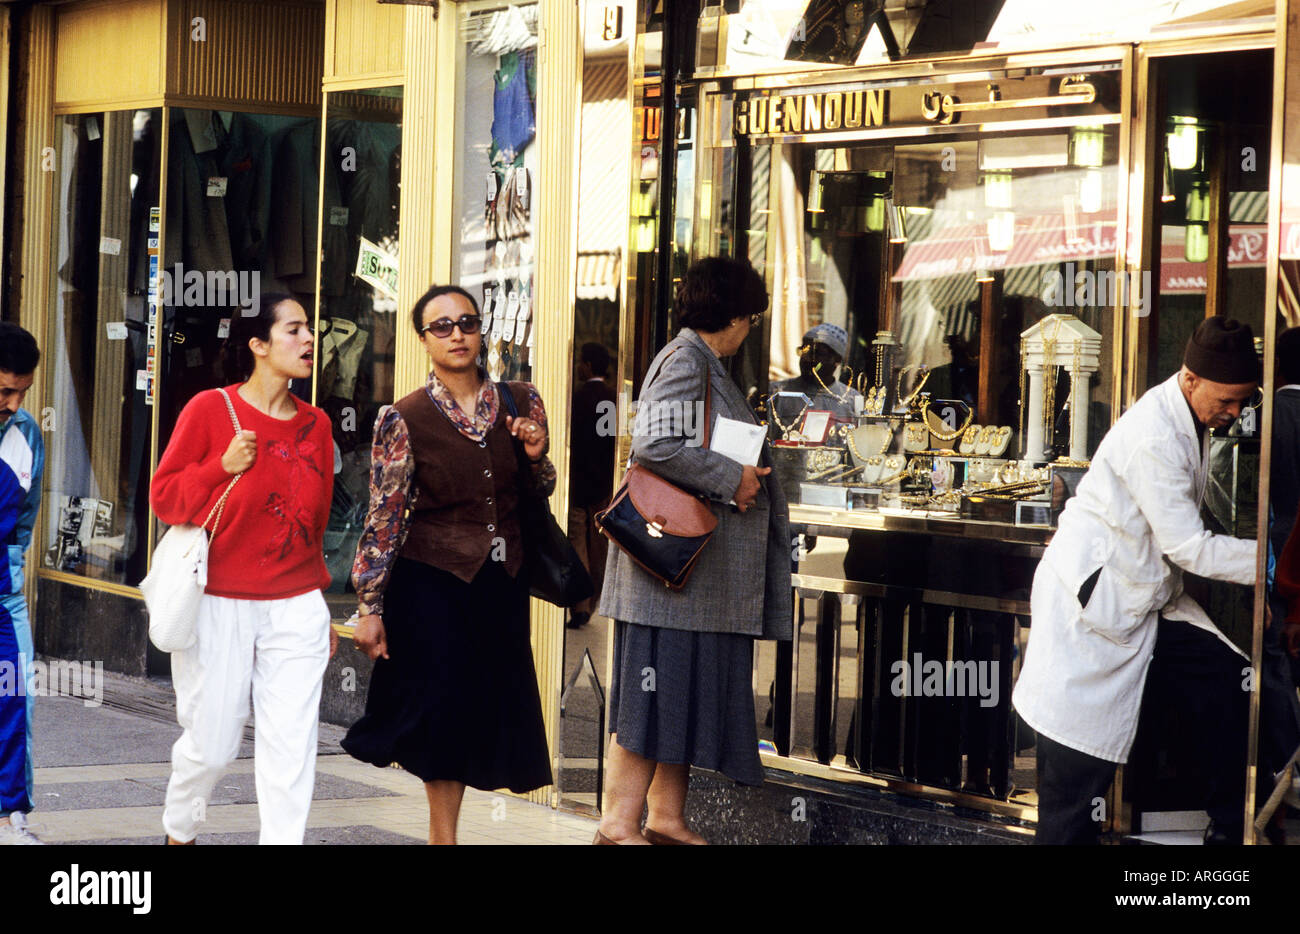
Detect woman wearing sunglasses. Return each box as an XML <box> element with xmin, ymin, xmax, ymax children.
<box><xmin>343</xmin><ymin>284</ymin><xmax>554</xmax><ymax>844</ymax></box>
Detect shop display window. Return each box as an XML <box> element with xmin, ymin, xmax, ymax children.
<box><xmin>317</xmin><ymin>87</ymin><xmax>403</xmax><ymax>602</ymax></box>
<box><xmin>453</xmin><ymin>0</ymin><xmax>541</xmax><ymax>384</ymax></box>
<box><xmin>44</xmin><ymin>109</ymin><xmax>162</xmax><ymax>583</ymax></box>
<box><xmin>701</xmin><ymin>116</ymin><xmax>1121</xmax><ymax>526</ymax></box>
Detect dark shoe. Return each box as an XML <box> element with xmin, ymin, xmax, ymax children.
<box><xmin>1203</xmin><ymin>820</ymin><xmax>1242</xmax><ymax>845</ymax></box>
<box><xmin>567</xmin><ymin>612</ymin><xmax>591</xmax><ymax>630</ymax></box>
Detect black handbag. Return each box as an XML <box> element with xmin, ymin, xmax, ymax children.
<box><xmin>499</xmin><ymin>382</ymin><xmax>595</xmax><ymax>608</ymax></box>
<box><xmin>593</xmin><ymin>349</ymin><xmax>718</xmax><ymax>591</ymax></box>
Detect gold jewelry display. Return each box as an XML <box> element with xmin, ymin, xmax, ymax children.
<box><xmin>876</xmin><ymin>456</ymin><xmax>912</xmax><ymax>486</ymax></box>
<box><xmin>959</xmin><ymin>423</ymin><xmax>981</xmax><ymax>455</ymax></box>
<box><xmin>1040</xmin><ymin>315</ymin><xmax>1065</xmax><ymax>451</ymax></box>
<box><xmin>862</xmin><ymin>455</ymin><xmax>885</xmax><ymax>484</ymax></box>
<box><xmin>895</xmin><ymin>364</ymin><xmax>931</xmax><ymax>410</ymax></box>
<box><xmin>974</xmin><ymin>425</ymin><xmax>994</xmax><ymax>456</ymax></box>
<box><xmin>987</xmin><ymin>426</ymin><xmax>1013</xmax><ymax>458</ymax></box>
<box><xmin>846</xmin><ymin>423</ymin><xmax>893</xmax><ymax>465</ymax></box>
<box><xmin>904</xmin><ymin>422</ymin><xmax>929</xmax><ymax>452</ymax></box>
<box><xmin>810</xmin><ymin>363</ymin><xmax>850</xmax><ymax>402</ymax></box>
<box><xmin>920</xmin><ymin>399</ymin><xmax>973</xmax><ymax>442</ymax></box>
<box><xmin>807</xmin><ymin>446</ymin><xmax>842</xmax><ymax>473</ymax></box>
<box><xmin>770</xmin><ymin>398</ymin><xmax>810</xmax><ymax>438</ymax></box>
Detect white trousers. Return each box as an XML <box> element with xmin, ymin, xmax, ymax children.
<box><xmin>162</xmin><ymin>590</ymin><xmax>331</xmax><ymax>844</ymax></box>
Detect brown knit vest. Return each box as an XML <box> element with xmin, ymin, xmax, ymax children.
<box><xmin>393</xmin><ymin>383</ymin><xmax>527</xmax><ymax>583</ymax></box>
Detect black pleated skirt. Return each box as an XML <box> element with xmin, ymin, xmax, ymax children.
<box><xmin>608</xmin><ymin>620</ymin><xmax>764</xmax><ymax>786</ymax></box>
<box><xmin>342</xmin><ymin>557</ymin><xmax>552</xmax><ymax>793</ymax></box>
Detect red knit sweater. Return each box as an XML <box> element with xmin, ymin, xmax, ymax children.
<box><xmin>150</xmin><ymin>385</ymin><xmax>333</xmax><ymax>600</ymax></box>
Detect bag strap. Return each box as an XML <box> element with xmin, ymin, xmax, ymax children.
<box><xmin>201</xmin><ymin>389</ymin><xmax>245</xmax><ymax>538</ymax></box>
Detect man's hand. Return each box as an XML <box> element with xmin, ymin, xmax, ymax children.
<box><xmin>735</xmin><ymin>465</ymin><xmax>771</xmax><ymax>513</ymax></box>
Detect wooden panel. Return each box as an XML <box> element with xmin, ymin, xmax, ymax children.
<box><xmin>169</xmin><ymin>0</ymin><xmax>323</xmax><ymax>111</ymax></box>
<box><xmin>327</xmin><ymin>0</ymin><xmax>404</xmax><ymax>83</ymax></box>
<box><xmin>54</xmin><ymin>0</ymin><xmax>165</xmax><ymax>108</ymax></box>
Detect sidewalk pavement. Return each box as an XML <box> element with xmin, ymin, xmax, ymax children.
<box><xmin>22</xmin><ymin>663</ymin><xmax>598</xmax><ymax>845</ymax></box>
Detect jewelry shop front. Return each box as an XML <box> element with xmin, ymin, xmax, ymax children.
<box><xmin>623</xmin><ymin>4</ymin><xmax>1274</xmax><ymax>842</ymax></box>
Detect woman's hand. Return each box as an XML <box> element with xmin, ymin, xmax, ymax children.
<box><xmin>221</xmin><ymin>430</ymin><xmax>258</xmax><ymax>474</ymax></box>
<box><xmin>735</xmin><ymin>464</ymin><xmax>771</xmax><ymax>513</ymax></box>
<box><xmin>354</xmin><ymin>613</ymin><xmax>389</xmax><ymax>661</ymax></box>
<box><xmin>506</xmin><ymin>416</ymin><xmax>547</xmax><ymax>462</ymax></box>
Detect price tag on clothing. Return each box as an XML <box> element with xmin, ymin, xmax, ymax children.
<box><xmin>517</xmin><ymin>169</ymin><xmax>530</xmax><ymax>212</ymax></box>
<box><xmin>86</xmin><ymin>117</ymin><xmax>100</xmax><ymax>141</ymax></box>
<box><xmin>487</xmin><ymin>172</ymin><xmax>498</xmax><ymax>202</ymax></box>
<box><xmin>217</xmin><ymin>318</ymin><xmax>231</xmax><ymax>339</ymax></box>
<box><xmin>98</xmin><ymin>236</ymin><xmax>122</xmax><ymax>256</ymax></box>
<box><xmin>105</xmin><ymin>322</ymin><xmax>128</xmax><ymax>341</ymax></box>
<box><xmin>329</xmin><ymin>206</ymin><xmax>349</xmax><ymax>226</ymax></box>
<box><xmin>149</xmin><ymin>207</ymin><xmax>161</xmax><ymax>232</ymax></box>
<box><xmin>135</xmin><ymin>370</ymin><xmax>148</xmax><ymax>391</ymax></box>
<box><xmin>206</xmin><ymin>177</ymin><xmax>228</xmax><ymax>198</ymax></box>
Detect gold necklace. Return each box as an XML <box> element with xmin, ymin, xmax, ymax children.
<box><xmin>1041</xmin><ymin>316</ymin><xmax>1064</xmax><ymax>449</ymax></box>
<box><xmin>920</xmin><ymin>399</ymin><xmax>973</xmax><ymax>442</ymax></box>
<box><xmin>810</xmin><ymin>363</ymin><xmax>850</xmax><ymax>401</ymax></box>
<box><xmin>846</xmin><ymin>424</ymin><xmax>892</xmax><ymax>463</ymax></box>
<box><xmin>770</xmin><ymin>398</ymin><xmax>809</xmax><ymax>437</ymax></box>
<box><xmin>895</xmin><ymin>364</ymin><xmax>931</xmax><ymax>409</ymax></box>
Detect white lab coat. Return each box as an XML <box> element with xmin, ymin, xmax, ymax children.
<box><xmin>1012</xmin><ymin>373</ymin><xmax>1256</xmax><ymax>763</ymax></box>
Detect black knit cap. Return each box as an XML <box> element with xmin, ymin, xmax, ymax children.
<box><xmin>1183</xmin><ymin>317</ymin><xmax>1260</xmax><ymax>384</ymax></box>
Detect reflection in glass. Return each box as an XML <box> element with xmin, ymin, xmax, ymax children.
<box><xmin>454</xmin><ymin>1</ymin><xmax>541</xmax><ymax>384</ymax></box>
<box><xmin>318</xmin><ymin>88</ymin><xmax>403</xmax><ymax>601</ymax></box>
<box><xmin>44</xmin><ymin>110</ymin><xmax>161</xmax><ymax>583</ymax></box>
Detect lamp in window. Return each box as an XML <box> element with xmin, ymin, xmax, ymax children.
<box><xmin>1070</xmin><ymin>125</ymin><xmax>1106</xmax><ymax>168</ymax></box>
<box><xmin>1079</xmin><ymin>169</ymin><xmax>1104</xmax><ymax>214</ymax></box>
<box><xmin>987</xmin><ymin>211</ymin><xmax>1015</xmax><ymax>252</ymax></box>
<box><xmin>862</xmin><ymin>170</ymin><xmax>887</xmax><ymax>233</ymax></box>
<box><xmin>1185</xmin><ymin>178</ymin><xmax>1209</xmax><ymax>263</ymax></box>
<box><xmin>983</xmin><ymin>170</ymin><xmax>1013</xmax><ymax>209</ymax></box>
<box><xmin>887</xmin><ymin>200</ymin><xmax>908</xmax><ymax>243</ymax></box>
<box><xmin>1161</xmin><ymin>149</ymin><xmax>1176</xmax><ymax>203</ymax></box>
<box><xmin>807</xmin><ymin>170</ymin><xmax>824</xmax><ymax>214</ymax></box>
<box><xmin>975</xmin><ymin>267</ymin><xmax>995</xmax><ymax>283</ymax></box>
<box><xmin>1167</xmin><ymin>116</ymin><xmax>1202</xmax><ymax>171</ymax></box>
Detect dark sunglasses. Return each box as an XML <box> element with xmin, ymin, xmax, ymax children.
<box><xmin>421</xmin><ymin>314</ymin><xmax>482</xmax><ymax>338</ymax></box>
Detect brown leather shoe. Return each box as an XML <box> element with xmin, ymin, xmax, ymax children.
<box><xmin>642</xmin><ymin>827</ymin><xmax>690</xmax><ymax>845</ymax></box>
<box><xmin>593</xmin><ymin>830</ymin><xmax>618</xmax><ymax>845</ymax></box>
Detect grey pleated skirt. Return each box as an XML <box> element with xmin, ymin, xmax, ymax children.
<box><xmin>608</xmin><ymin>620</ymin><xmax>765</xmax><ymax>786</ymax></box>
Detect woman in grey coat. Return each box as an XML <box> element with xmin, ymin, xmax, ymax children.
<box><xmin>594</xmin><ymin>257</ymin><xmax>793</xmax><ymax>845</ymax></box>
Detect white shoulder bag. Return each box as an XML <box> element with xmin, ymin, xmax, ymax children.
<box><xmin>142</xmin><ymin>388</ymin><xmax>244</xmax><ymax>653</ymax></box>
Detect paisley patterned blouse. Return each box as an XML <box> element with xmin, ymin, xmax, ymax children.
<box><xmin>351</xmin><ymin>369</ymin><xmax>557</xmax><ymax>616</ymax></box>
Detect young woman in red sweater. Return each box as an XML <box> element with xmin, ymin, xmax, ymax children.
<box><xmin>150</xmin><ymin>292</ymin><xmax>336</xmax><ymax>845</ymax></box>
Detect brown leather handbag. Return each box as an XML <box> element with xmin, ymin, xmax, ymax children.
<box><xmin>595</xmin><ymin>353</ymin><xmax>718</xmax><ymax>590</ymax></box>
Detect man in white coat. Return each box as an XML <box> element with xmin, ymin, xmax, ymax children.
<box><xmin>1013</xmin><ymin>317</ymin><xmax>1260</xmax><ymax>845</ymax></box>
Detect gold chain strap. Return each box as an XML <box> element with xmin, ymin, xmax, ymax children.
<box><xmin>920</xmin><ymin>399</ymin><xmax>973</xmax><ymax>442</ymax></box>
<box><xmin>203</xmin><ymin>389</ymin><xmax>245</xmax><ymax>539</ymax></box>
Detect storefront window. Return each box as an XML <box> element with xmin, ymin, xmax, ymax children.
<box><xmin>317</xmin><ymin>87</ymin><xmax>403</xmax><ymax>606</ymax></box>
<box><xmin>158</xmin><ymin>108</ymin><xmax>321</xmax><ymax>451</ymax></box>
<box><xmin>43</xmin><ymin>109</ymin><xmax>161</xmax><ymax>584</ymax></box>
<box><xmin>453</xmin><ymin>0</ymin><xmax>541</xmax><ymax>384</ymax></box>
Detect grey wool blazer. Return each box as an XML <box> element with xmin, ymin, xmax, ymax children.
<box><xmin>598</xmin><ymin>328</ymin><xmax>794</xmax><ymax>640</ymax></box>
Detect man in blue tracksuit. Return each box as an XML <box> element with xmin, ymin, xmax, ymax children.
<box><xmin>0</xmin><ymin>323</ymin><xmax>43</xmax><ymax>845</ymax></box>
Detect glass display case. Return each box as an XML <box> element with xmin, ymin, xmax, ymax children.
<box><xmin>690</xmin><ymin>65</ymin><xmax>1124</xmax><ymax>536</ymax></box>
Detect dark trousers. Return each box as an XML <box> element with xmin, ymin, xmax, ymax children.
<box><xmin>1035</xmin><ymin>618</ymin><xmax>1248</xmax><ymax>844</ymax></box>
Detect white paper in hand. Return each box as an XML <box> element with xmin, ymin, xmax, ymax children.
<box><xmin>710</xmin><ymin>416</ymin><xmax>766</xmax><ymax>467</ymax></box>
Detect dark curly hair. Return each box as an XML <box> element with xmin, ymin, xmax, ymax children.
<box><xmin>675</xmin><ymin>257</ymin><xmax>768</xmax><ymax>334</ymax></box>
<box><xmin>411</xmin><ymin>284</ymin><xmax>479</xmax><ymax>335</ymax></box>
<box><xmin>220</xmin><ymin>292</ymin><xmax>300</xmax><ymax>382</ymax></box>
<box><xmin>0</xmin><ymin>322</ymin><xmax>40</xmax><ymax>375</ymax></box>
